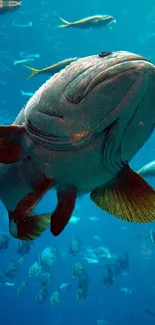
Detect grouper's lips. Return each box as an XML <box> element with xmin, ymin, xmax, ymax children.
<box><xmin>25</xmin><ymin>118</ymin><xmax>105</xmax><ymax>150</ymax></box>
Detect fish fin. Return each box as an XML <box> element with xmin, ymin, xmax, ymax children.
<box><xmin>58</xmin><ymin>16</ymin><xmax>70</xmax><ymax>28</ymax></box>
<box><xmin>50</xmin><ymin>188</ymin><xmax>77</xmax><ymax>236</ymax></box>
<box><xmin>9</xmin><ymin>214</ymin><xmax>51</xmax><ymax>241</ymax></box>
<box><xmin>9</xmin><ymin>177</ymin><xmax>54</xmax><ymax>240</ymax></box>
<box><xmin>0</xmin><ymin>125</ymin><xmax>25</xmax><ymax>163</ymax></box>
<box><xmin>90</xmin><ymin>165</ymin><xmax>155</xmax><ymax>224</ymax></box>
<box><xmin>23</xmin><ymin>65</ymin><xmax>40</xmax><ymax>80</ymax></box>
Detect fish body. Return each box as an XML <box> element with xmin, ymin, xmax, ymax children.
<box><xmin>22</xmin><ymin>52</ymin><xmax>155</xmax><ymax>191</ymax></box>
<box><xmin>14</xmin><ymin>58</ymin><xmax>34</xmax><ymax>65</ymax></box>
<box><xmin>138</xmin><ymin>161</ymin><xmax>155</xmax><ymax>178</ymax></box>
<box><xmin>0</xmin><ymin>1</ymin><xmax>21</xmax><ymax>14</ymax></box>
<box><xmin>58</xmin><ymin>15</ymin><xmax>115</xmax><ymax>29</ymax></box>
<box><xmin>69</xmin><ymin>216</ymin><xmax>80</xmax><ymax>223</ymax></box>
<box><xmin>20</xmin><ymin>90</ymin><xmax>34</xmax><ymax>97</ymax></box>
<box><xmin>5</xmin><ymin>282</ymin><xmax>15</xmax><ymax>286</ymax></box>
<box><xmin>24</xmin><ymin>57</ymin><xmax>78</xmax><ymax>80</ymax></box>
<box><xmin>16</xmin><ymin>241</ymin><xmax>33</xmax><ymax>255</ymax></box>
<box><xmin>0</xmin><ymin>51</ymin><xmax>155</xmax><ymax>241</ymax></box>
<box><xmin>12</xmin><ymin>21</ymin><xmax>32</xmax><ymax>28</ymax></box>
<box><xmin>149</xmin><ymin>228</ymin><xmax>155</xmax><ymax>244</ymax></box>
<box><xmin>19</xmin><ymin>52</ymin><xmax>40</xmax><ymax>59</ymax></box>
<box><xmin>0</xmin><ymin>234</ymin><xmax>10</xmax><ymax>250</ymax></box>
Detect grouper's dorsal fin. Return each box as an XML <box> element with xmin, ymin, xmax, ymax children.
<box><xmin>90</xmin><ymin>165</ymin><xmax>155</xmax><ymax>224</ymax></box>
<box><xmin>0</xmin><ymin>125</ymin><xmax>26</xmax><ymax>163</ymax></box>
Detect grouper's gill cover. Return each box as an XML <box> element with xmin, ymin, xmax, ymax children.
<box><xmin>0</xmin><ymin>51</ymin><xmax>155</xmax><ymax>241</ymax></box>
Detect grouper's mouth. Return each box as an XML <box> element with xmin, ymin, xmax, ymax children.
<box><xmin>25</xmin><ymin>118</ymin><xmax>107</xmax><ymax>151</ymax></box>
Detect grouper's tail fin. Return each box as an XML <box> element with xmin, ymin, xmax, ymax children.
<box><xmin>58</xmin><ymin>17</ymin><xmax>70</xmax><ymax>28</ymax></box>
<box><xmin>23</xmin><ymin>65</ymin><xmax>40</xmax><ymax>80</ymax></box>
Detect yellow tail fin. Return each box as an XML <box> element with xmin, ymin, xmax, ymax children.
<box><xmin>23</xmin><ymin>65</ymin><xmax>40</xmax><ymax>80</ymax></box>
<box><xmin>58</xmin><ymin>16</ymin><xmax>70</xmax><ymax>28</ymax></box>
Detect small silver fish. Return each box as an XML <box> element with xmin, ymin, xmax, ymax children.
<box><xmin>5</xmin><ymin>282</ymin><xmax>15</xmax><ymax>286</ymax></box>
<box><xmin>14</xmin><ymin>58</ymin><xmax>34</xmax><ymax>66</ymax></box>
<box><xmin>58</xmin><ymin>15</ymin><xmax>116</xmax><ymax>29</ymax></box>
<box><xmin>19</xmin><ymin>52</ymin><xmax>40</xmax><ymax>59</ymax></box>
<box><xmin>12</xmin><ymin>20</ymin><xmax>32</xmax><ymax>28</ymax></box>
<box><xmin>20</xmin><ymin>90</ymin><xmax>34</xmax><ymax>97</ymax></box>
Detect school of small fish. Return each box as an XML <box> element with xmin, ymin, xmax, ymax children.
<box><xmin>0</xmin><ymin>227</ymin><xmax>131</xmax><ymax>305</ymax></box>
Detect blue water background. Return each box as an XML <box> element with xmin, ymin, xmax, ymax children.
<box><xmin>1</xmin><ymin>0</ymin><xmax>155</xmax><ymax>324</ymax></box>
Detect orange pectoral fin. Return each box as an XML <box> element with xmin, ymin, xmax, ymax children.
<box><xmin>50</xmin><ymin>188</ymin><xmax>77</xmax><ymax>236</ymax></box>
<box><xmin>90</xmin><ymin>165</ymin><xmax>155</xmax><ymax>224</ymax></box>
<box><xmin>0</xmin><ymin>125</ymin><xmax>26</xmax><ymax>163</ymax></box>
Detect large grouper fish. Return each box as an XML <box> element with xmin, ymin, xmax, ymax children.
<box><xmin>1</xmin><ymin>50</ymin><xmax>155</xmax><ymax>241</ymax></box>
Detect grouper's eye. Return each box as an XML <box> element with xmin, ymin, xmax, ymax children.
<box><xmin>98</xmin><ymin>52</ymin><xmax>112</xmax><ymax>58</ymax></box>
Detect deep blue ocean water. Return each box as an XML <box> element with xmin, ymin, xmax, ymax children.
<box><xmin>1</xmin><ymin>0</ymin><xmax>155</xmax><ymax>324</ymax></box>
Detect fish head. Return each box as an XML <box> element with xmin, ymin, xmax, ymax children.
<box><xmin>100</xmin><ymin>15</ymin><xmax>115</xmax><ymax>24</ymax></box>
<box><xmin>24</xmin><ymin>51</ymin><xmax>155</xmax><ymax>162</ymax></box>
<box><xmin>2</xmin><ymin>1</ymin><xmax>21</xmax><ymax>8</ymax></box>
<box><xmin>9</xmin><ymin>1</ymin><xmax>21</xmax><ymax>7</ymax></box>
